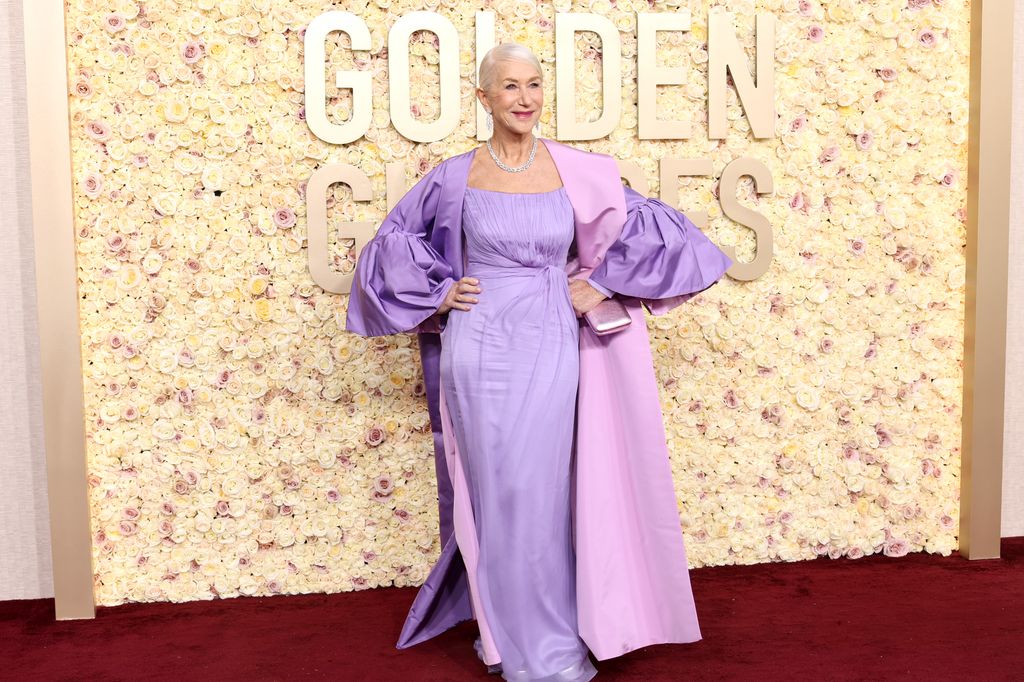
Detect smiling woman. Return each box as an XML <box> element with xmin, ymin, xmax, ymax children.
<box><xmin>345</xmin><ymin>41</ymin><xmax>734</xmax><ymax>682</ymax></box>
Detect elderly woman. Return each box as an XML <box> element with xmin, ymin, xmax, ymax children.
<box><xmin>346</xmin><ymin>43</ymin><xmax>733</xmax><ymax>681</ymax></box>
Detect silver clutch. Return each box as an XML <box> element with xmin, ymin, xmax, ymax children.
<box><xmin>583</xmin><ymin>297</ymin><xmax>632</xmax><ymax>335</ymax></box>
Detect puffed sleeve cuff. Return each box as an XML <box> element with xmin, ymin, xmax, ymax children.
<box><xmin>588</xmin><ymin>187</ymin><xmax>733</xmax><ymax>308</ymax></box>
<box><xmin>587</xmin><ymin>278</ymin><xmax>614</xmax><ymax>299</ymax></box>
<box><xmin>345</xmin><ymin>232</ymin><xmax>456</xmax><ymax>337</ymax></box>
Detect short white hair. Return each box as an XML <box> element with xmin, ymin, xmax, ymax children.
<box><xmin>477</xmin><ymin>43</ymin><xmax>543</xmax><ymax>92</ymax></box>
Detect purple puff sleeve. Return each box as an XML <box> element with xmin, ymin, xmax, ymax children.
<box><xmin>588</xmin><ymin>184</ymin><xmax>733</xmax><ymax>315</ymax></box>
<box><xmin>345</xmin><ymin>165</ymin><xmax>456</xmax><ymax>337</ymax></box>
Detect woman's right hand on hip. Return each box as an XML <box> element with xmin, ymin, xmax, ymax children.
<box><xmin>437</xmin><ymin>277</ymin><xmax>481</xmax><ymax>314</ymax></box>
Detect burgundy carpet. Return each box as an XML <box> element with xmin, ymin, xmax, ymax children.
<box><xmin>4</xmin><ymin>538</ymin><xmax>1023</xmax><ymax>681</ymax></box>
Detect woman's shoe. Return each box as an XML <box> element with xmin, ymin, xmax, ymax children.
<box><xmin>473</xmin><ymin>636</ymin><xmax>503</xmax><ymax>675</ymax></box>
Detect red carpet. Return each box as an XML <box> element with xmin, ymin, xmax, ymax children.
<box><xmin>4</xmin><ymin>538</ymin><xmax>1023</xmax><ymax>681</ymax></box>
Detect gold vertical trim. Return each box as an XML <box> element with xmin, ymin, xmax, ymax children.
<box><xmin>960</xmin><ymin>0</ymin><xmax>1014</xmax><ymax>559</ymax></box>
<box><xmin>22</xmin><ymin>0</ymin><xmax>95</xmax><ymax>617</ymax></box>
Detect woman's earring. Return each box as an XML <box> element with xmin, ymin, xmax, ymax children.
<box><xmin>486</xmin><ymin>111</ymin><xmax>493</xmax><ymax>131</ymax></box>
<box><xmin>534</xmin><ymin>118</ymin><xmax>541</xmax><ymax>135</ymax></box>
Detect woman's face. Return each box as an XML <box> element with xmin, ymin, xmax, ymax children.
<box><xmin>478</xmin><ymin>59</ymin><xmax>543</xmax><ymax>136</ymax></box>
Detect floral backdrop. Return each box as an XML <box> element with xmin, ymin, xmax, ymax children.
<box><xmin>66</xmin><ymin>0</ymin><xmax>968</xmax><ymax>605</ymax></box>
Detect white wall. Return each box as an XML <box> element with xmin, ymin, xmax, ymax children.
<box><xmin>1002</xmin><ymin>0</ymin><xmax>1024</xmax><ymax>538</ymax></box>
<box><xmin>0</xmin><ymin>0</ymin><xmax>53</xmax><ymax>600</ymax></box>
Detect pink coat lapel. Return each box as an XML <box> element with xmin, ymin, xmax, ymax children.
<box><xmin>546</xmin><ymin>138</ymin><xmax>702</xmax><ymax>658</ymax></box>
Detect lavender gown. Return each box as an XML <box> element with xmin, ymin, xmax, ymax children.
<box><xmin>440</xmin><ymin>186</ymin><xmax>595</xmax><ymax>681</ymax></box>
<box><xmin>345</xmin><ymin>147</ymin><xmax>734</xmax><ymax>677</ymax></box>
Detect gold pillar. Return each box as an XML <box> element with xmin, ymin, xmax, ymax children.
<box><xmin>960</xmin><ymin>0</ymin><xmax>1015</xmax><ymax>559</ymax></box>
<box><xmin>23</xmin><ymin>0</ymin><xmax>95</xmax><ymax>618</ymax></box>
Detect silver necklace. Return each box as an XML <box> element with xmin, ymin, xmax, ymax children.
<box><xmin>486</xmin><ymin>135</ymin><xmax>538</xmax><ymax>173</ymax></box>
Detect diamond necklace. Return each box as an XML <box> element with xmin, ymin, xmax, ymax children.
<box><xmin>486</xmin><ymin>135</ymin><xmax>538</xmax><ymax>173</ymax></box>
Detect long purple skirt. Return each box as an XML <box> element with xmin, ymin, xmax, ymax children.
<box><xmin>437</xmin><ymin>186</ymin><xmax>597</xmax><ymax>681</ymax></box>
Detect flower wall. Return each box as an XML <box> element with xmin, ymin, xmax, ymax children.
<box><xmin>67</xmin><ymin>0</ymin><xmax>969</xmax><ymax>605</ymax></box>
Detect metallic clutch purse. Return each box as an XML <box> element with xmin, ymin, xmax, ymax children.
<box><xmin>583</xmin><ymin>297</ymin><xmax>632</xmax><ymax>335</ymax></box>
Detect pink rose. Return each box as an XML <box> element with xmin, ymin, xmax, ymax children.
<box><xmin>181</xmin><ymin>40</ymin><xmax>204</xmax><ymax>64</ymax></box>
<box><xmin>855</xmin><ymin>131</ymin><xmax>873</xmax><ymax>150</ymax></box>
<box><xmin>876</xmin><ymin>67</ymin><xmax>898</xmax><ymax>82</ymax></box>
<box><xmin>373</xmin><ymin>475</ymin><xmax>394</xmax><ymax>496</ymax></box>
<box><xmin>273</xmin><ymin>207</ymin><xmax>296</xmax><ymax>229</ymax></box>
<box><xmin>80</xmin><ymin>173</ymin><xmax>104</xmax><ymax>199</ymax></box>
<box><xmin>365</xmin><ymin>425</ymin><xmax>386</xmax><ymax>447</ymax></box>
<box><xmin>761</xmin><ymin>405</ymin><xmax>782</xmax><ymax>426</ymax></box>
<box><xmin>883</xmin><ymin>538</ymin><xmax>909</xmax><ymax>557</ymax></box>
<box><xmin>807</xmin><ymin>25</ymin><xmax>824</xmax><ymax>42</ymax></box>
<box><xmin>103</xmin><ymin>13</ymin><xmax>126</xmax><ymax>33</ymax></box>
<box><xmin>722</xmin><ymin>389</ymin><xmax>739</xmax><ymax>409</ymax></box>
<box><xmin>85</xmin><ymin>120</ymin><xmax>111</xmax><ymax>141</ymax></box>
<box><xmin>918</xmin><ymin>30</ymin><xmax>937</xmax><ymax>48</ymax></box>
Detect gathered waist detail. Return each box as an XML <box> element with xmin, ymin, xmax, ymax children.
<box><xmin>467</xmin><ymin>262</ymin><xmax>567</xmax><ymax>279</ymax></box>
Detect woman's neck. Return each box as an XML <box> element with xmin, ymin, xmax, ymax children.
<box><xmin>487</xmin><ymin>131</ymin><xmax>536</xmax><ymax>164</ymax></box>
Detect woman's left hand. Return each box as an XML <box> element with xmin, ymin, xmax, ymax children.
<box><xmin>568</xmin><ymin>279</ymin><xmax>609</xmax><ymax>318</ymax></box>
